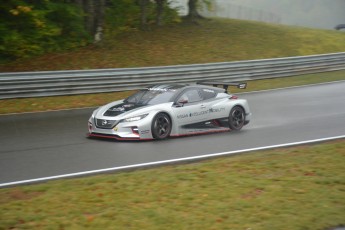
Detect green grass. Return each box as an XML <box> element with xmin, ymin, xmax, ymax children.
<box><xmin>1</xmin><ymin>139</ymin><xmax>344</xmax><ymax>229</ymax></box>
<box><xmin>1</xmin><ymin>18</ymin><xmax>344</xmax><ymax>72</ymax></box>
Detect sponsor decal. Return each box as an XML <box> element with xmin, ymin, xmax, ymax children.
<box><xmin>113</xmin><ymin>126</ymin><xmax>118</xmax><ymax>131</ymax></box>
<box><xmin>177</xmin><ymin>114</ymin><xmax>189</xmax><ymax>119</ymax></box>
<box><xmin>148</xmin><ymin>88</ymin><xmax>176</xmax><ymax>92</ymax></box>
<box><xmin>140</xmin><ymin>130</ymin><xmax>150</xmax><ymax>134</ymax></box>
<box><xmin>123</xmin><ymin>104</ymin><xmax>134</xmax><ymax>108</ymax></box>
<box><xmin>111</xmin><ymin>107</ymin><xmax>125</xmax><ymax>112</ymax></box>
<box><xmin>177</xmin><ymin>107</ymin><xmax>226</xmax><ymax>119</ymax></box>
<box><xmin>190</xmin><ymin>110</ymin><xmax>208</xmax><ymax>117</ymax></box>
<box><xmin>203</xmin><ymin>89</ymin><xmax>215</xmax><ymax>93</ymax></box>
<box><xmin>209</xmin><ymin>108</ymin><xmax>225</xmax><ymax>113</ymax></box>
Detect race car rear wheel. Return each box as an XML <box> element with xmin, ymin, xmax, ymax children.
<box><xmin>228</xmin><ymin>106</ymin><xmax>245</xmax><ymax>131</ymax></box>
<box><xmin>152</xmin><ymin>113</ymin><xmax>172</xmax><ymax>140</ymax></box>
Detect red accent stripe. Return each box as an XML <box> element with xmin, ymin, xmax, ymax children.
<box><xmin>212</xmin><ymin>119</ymin><xmax>221</xmax><ymax>127</ymax></box>
<box><xmin>88</xmin><ymin>128</ymin><xmax>230</xmax><ymax>141</ymax></box>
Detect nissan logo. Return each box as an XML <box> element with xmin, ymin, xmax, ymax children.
<box><xmin>102</xmin><ymin>120</ymin><xmax>108</xmax><ymax>125</ymax></box>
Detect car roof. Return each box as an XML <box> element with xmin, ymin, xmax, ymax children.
<box><xmin>146</xmin><ymin>84</ymin><xmax>187</xmax><ymax>91</ymax></box>
<box><xmin>141</xmin><ymin>84</ymin><xmax>227</xmax><ymax>103</ymax></box>
<box><xmin>146</xmin><ymin>84</ymin><xmax>226</xmax><ymax>93</ymax></box>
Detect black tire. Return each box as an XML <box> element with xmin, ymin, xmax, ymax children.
<box><xmin>151</xmin><ymin>113</ymin><xmax>172</xmax><ymax>140</ymax></box>
<box><xmin>228</xmin><ymin>106</ymin><xmax>245</xmax><ymax>131</ymax></box>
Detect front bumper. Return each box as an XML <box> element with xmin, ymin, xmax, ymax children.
<box><xmin>87</xmin><ymin>117</ymin><xmax>154</xmax><ymax>140</ymax></box>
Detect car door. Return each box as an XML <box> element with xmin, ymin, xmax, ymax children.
<box><xmin>199</xmin><ymin>88</ymin><xmax>228</xmax><ymax>120</ymax></box>
<box><xmin>172</xmin><ymin>88</ymin><xmax>207</xmax><ymax>126</ymax></box>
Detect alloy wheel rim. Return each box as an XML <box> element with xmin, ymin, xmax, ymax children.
<box><xmin>156</xmin><ymin>116</ymin><xmax>170</xmax><ymax>137</ymax></box>
<box><xmin>231</xmin><ymin>109</ymin><xmax>244</xmax><ymax>128</ymax></box>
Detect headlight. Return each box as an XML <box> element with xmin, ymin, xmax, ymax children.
<box><xmin>123</xmin><ymin>114</ymin><xmax>148</xmax><ymax>122</ymax></box>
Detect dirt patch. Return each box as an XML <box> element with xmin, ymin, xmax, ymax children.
<box><xmin>0</xmin><ymin>188</ymin><xmax>43</xmax><ymax>204</ymax></box>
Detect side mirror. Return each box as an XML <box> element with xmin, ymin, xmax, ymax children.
<box><xmin>176</xmin><ymin>98</ymin><xmax>188</xmax><ymax>107</ymax></box>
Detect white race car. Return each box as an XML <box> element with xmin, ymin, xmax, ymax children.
<box><xmin>88</xmin><ymin>82</ymin><xmax>251</xmax><ymax>140</ymax></box>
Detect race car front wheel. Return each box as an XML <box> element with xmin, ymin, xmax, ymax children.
<box><xmin>228</xmin><ymin>106</ymin><xmax>245</xmax><ymax>131</ymax></box>
<box><xmin>152</xmin><ymin>113</ymin><xmax>172</xmax><ymax>140</ymax></box>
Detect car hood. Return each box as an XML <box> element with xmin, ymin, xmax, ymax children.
<box><xmin>93</xmin><ymin>100</ymin><xmax>172</xmax><ymax>120</ymax></box>
<box><xmin>103</xmin><ymin>101</ymin><xmax>146</xmax><ymax>117</ymax></box>
<box><xmin>94</xmin><ymin>100</ymin><xmax>143</xmax><ymax>117</ymax></box>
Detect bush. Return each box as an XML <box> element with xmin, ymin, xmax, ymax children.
<box><xmin>0</xmin><ymin>0</ymin><xmax>180</xmax><ymax>62</ymax></box>
<box><xmin>0</xmin><ymin>0</ymin><xmax>90</xmax><ymax>62</ymax></box>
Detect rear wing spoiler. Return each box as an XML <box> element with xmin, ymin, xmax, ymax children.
<box><xmin>197</xmin><ymin>81</ymin><xmax>247</xmax><ymax>91</ymax></box>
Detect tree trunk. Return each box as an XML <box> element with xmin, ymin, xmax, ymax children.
<box><xmin>187</xmin><ymin>0</ymin><xmax>203</xmax><ymax>22</ymax></box>
<box><xmin>188</xmin><ymin>0</ymin><xmax>198</xmax><ymax>21</ymax></box>
<box><xmin>74</xmin><ymin>0</ymin><xmax>105</xmax><ymax>42</ymax></box>
<box><xmin>155</xmin><ymin>0</ymin><xmax>165</xmax><ymax>26</ymax></box>
<box><xmin>139</xmin><ymin>0</ymin><xmax>149</xmax><ymax>30</ymax></box>
<box><xmin>94</xmin><ymin>0</ymin><xmax>105</xmax><ymax>43</ymax></box>
<box><xmin>84</xmin><ymin>0</ymin><xmax>96</xmax><ymax>34</ymax></box>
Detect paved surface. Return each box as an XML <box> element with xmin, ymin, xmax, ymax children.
<box><xmin>1</xmin><ymin>81</ymin><xmax>345</xmax><ymax>185</ymax></box>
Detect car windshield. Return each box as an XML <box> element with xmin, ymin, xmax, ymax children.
<box><xmin>124</xmin><ymin>89</ymin><xmax>175</xmax><ymax>105</ymax></box>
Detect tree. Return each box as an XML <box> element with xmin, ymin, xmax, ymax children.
<box><xmin>139</xmin><ymin>0</ymin><xmax>149</xmax><ymax>29</ymax></box>
<box><xmin>186</xmin><ymin>0</ymin><xmax>211</xmax><ymax>22</ymax></box>
<box><xmin>93</xmin><ymin>0</ymin><xmax>105</xmax><ymax>43</ymax></box>
<box><xmin>0</xmin><ymin>0</ymin><xmax>180</xmax><ymax>61</ymax></box>
<box><xmin>71</xmin><ymin>0</ymin><xmax>105</xmax><ymax>42</ymax></box>
<box><xmin>0</xmin><ymin>0</ymin><xmax>90</xmax><ymax>61</ymax></box>
<box><xmin>186</xmin><ymin>0</ymin><xmax>202</xmax><ymax>22</ymax></box>
<box><xmin>155</xmin><ymin>0</ymin><xmax>165</xmax><ymax>26</ymax></box>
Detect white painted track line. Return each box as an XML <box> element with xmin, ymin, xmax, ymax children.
<box><xmin>1</xmin><ymin>135</ymin><xmax>344</xmax><ymax>188</ymax></box>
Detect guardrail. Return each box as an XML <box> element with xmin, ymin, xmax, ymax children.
<box><xmin>1</xmin><ymin>52</ymin><xmax>344</xmax><ymax>99</ymax></box>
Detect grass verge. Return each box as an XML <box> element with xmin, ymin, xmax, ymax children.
<box><xmin>0</xmin><ymin>70</ymin><xmax>344</xmax><ymax>115</ymax></box>
<box><xmin>1</xmin><ymin>18</ymin><xmax>345</xmax><ymax>72</ymax></box>
<box><xmin>1</xmin><ymin>139</ymin><xmax>344</xmax><ymax>229</ymax></box>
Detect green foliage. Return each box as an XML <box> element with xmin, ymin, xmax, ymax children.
<box><xmin>105</xmin><ymin>0</ymin><xmax>141</xmax><ymax>36</ymax></box>
<box><xmin>105</xmin><ymin>0</ymin><xmax>180</xmax><ymax>37</ymax></box>
<box><xmin>0</xmin><ymin>0</ymin><xmax>180</xmax><ymax>62</ymax></box>
<box><xmin>164</xmin><ymin>2</ymin><xmax>182</xmax><ymax>24</ymax></box>
<box><xmin>0</xmin><ymin>0</ymin><xmax>90</xmax><ymax>62</ymax></box>
<box><xmin>44</xmin><ymin>2</ymin><xmax>90</xmax><ymax>49</ymax></box>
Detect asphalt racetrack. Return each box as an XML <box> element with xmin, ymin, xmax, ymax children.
<box><xmin>1</xmin><ymin>81</ymin><xmax>345</xmax><ymax>186</ymax></box>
